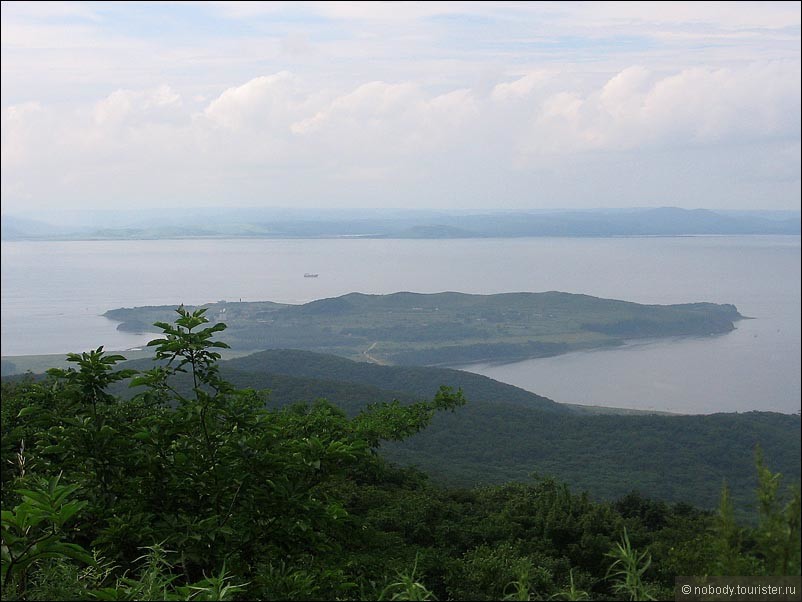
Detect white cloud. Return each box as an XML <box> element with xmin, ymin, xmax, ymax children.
<box><xmin>574</xmin><ymin>1</ymin><xmax>801</xmax><ymax>30</ymax></box>
<box><xmin>1</xmin><ymin>2</ymin><xmax>799</xmax><ymax>211</ymax></box>
<box><xmin>599</xmin><ymin>66</ymin><xmax>652</xmax><ymax>119</ymax></box>
<box><xmin>513</xmin><ymin>61</ymin><xmax>801</xmax><ymax>158</ymax></box>
<box><xmin>491</xmin><ymin>71</ymin><xmax>552</xmax><ymax>103</ymax></box>
<box><xmin>94</xmin><ymin>85</ymin><xmax>183</xmax><ymax>127</ymax></box>
<box><xmin>203</xmin><ymin>72</ymin><xmax>298</xmax><ymax>130</ymax></box>
<box><xmin>1</xmin><ymin>101</ymin><xmax>45</xmax><ymax>167</ymax></box>
<box><xmin>0</xmin><ymin>1</ymin><xmax>102</xmax><ymax>21</ymax></box>
<box><xmin>3</xmin><ymin>61</ymin><xmax>799</xmax><ymax>211</ymax></box>
<box><xmin>290</xmin><ymin>81</ymin><xmax>419</xmax><ymax>135</ymax></box>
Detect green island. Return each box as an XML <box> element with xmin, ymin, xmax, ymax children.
<box><xmin>105</xmin><ymin>291</ymin><xmax>744</xmax><ymax>366</ymax></box>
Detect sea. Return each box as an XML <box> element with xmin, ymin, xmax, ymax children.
<box><xmin>1</xmin><ymin>235</ymin><xmax>799</xmax><ymax>414</ymax></box>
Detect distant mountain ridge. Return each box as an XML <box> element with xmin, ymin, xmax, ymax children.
<box><xmin>3</xmin><ymin>207</ymin><xmax>799</xmax><ymax>240</ymax></box>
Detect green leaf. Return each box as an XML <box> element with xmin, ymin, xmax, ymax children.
<box><xmin>51</xmin><ymin>542</ymin><xmax>95</xmax><ymax>565</ymax></box>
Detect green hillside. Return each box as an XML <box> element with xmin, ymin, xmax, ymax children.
<box><xmin>7</xmin><ymin>346</ymin><xmax>798</xmax><ymax>512</ymax></box>
<box><xmin>212</xmin><ymin>350</ymin><xmax>798</xmax><ymax>511</ymax></box>
<box><xmin>105</xmin><ymin>291</ymin><xmax>743</xmax><ymax>366</ymax></box>
<box><xmin>384</xmin><ymin>405</ymin><xmax>800</xmax><ymax>511</ymax></box>
<box><xmin>223</xmin><ymin>349</ymin><xmax>566</xmax><ymax>413</ymax></box>
<box><xmin>3</xmin><ymin>308</ymin><xmax>798</xmax><ymax>601</ymax></box>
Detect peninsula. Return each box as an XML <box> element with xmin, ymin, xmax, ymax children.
<box><xmin>105</xmin><ymin>291</ymin><xmax>743</xmax><ymax>366</ymax></box>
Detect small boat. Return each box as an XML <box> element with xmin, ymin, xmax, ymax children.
<box><xmin>304</xmin><ymin>273</ymin><xmax>319</xmax><ymax>278</ymax></box>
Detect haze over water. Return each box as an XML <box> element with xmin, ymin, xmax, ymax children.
<box><xmin>2</xmin><ymin>235</ymin><xmax>799</xmax><ymax>415</ymax></box>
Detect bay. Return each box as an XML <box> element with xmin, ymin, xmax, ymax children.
<box><xmin>1</xmin><ymin>235</ymin><xmax>799</xmax><ymax>414</ymax></box>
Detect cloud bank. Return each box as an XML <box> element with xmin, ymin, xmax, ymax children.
<box><xmin>1</xmin><ymin>1</ymin><xmax>800</xmax><ymax>212</ymax></box>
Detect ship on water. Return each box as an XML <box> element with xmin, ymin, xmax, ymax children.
<box><xmin>304</xmin><ymin>273</ymin><xmax>319</xmax><ymax>278</ymax></box>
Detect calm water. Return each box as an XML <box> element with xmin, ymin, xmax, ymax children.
<box><xmin>2</xmin><ymin>236</ymin><xmax>799</xmax><ymax>414</ymax></box>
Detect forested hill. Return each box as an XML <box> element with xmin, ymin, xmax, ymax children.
<box><xmin>105</xmin><ymin>291</ymin><xmax>743</xmax><ymax>366</ymax></box>
<box><xmin>6</xmin><ymin>345</ymin><xmax>797</xmax><ymax>511</ymax></box>
<box><xmin>214</xmin><ymin>350</ymin><xmax>800</xmax><ymax>510</ymax></box>
<box><xmin>111</xmin><ymin>348</ymin><xmax>566</xmax><ymax>414</ymax></box>
<box><xmin>385</xmin><ymin>404</ymin><xmax>800</xmax><ymax>512</ymax></box>
<box><xmin>222</xmin><ymin>349</ymin><xmax>567</xmax><ymax>414</ymax></box>
<box><xmin>105</xmin><ymin>348</ymin><xmax>799</xmax><ymax>511</ymax></box>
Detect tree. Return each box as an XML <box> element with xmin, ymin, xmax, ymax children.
<box><xmin>2</xmin><ymin>306</ymin><xmax>467</xmax><ymax>599</ymax></box>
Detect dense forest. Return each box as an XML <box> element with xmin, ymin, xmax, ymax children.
<box><xmin>2</xmin><ymin>308</ymin><xmax>800</xmax><ymax>601</ymax></box>
<box><xmin>17</xmin><ymin>346</ymin><xmax>797</xmax><ymax>513</ymax></box>
<box><xmin>110</xmin><ymin>348</ymin><xmax>799</xmax><ymax>513</ymax></box>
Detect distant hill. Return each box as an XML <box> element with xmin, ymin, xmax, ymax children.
<box><xmin>1</xmin><ymin>215</ymin><xmax>65</xmax><ymax>240</ymax></box>
<box><xmin>438</xmin><ymin>207</ymin><xmax>801</xmax><ymax>237</ymax></box>
<box><xmin>223</xmin><ymin>349</ymin><xmax>567</xmax><ymax>413</ymax></box>
<box><xmin>3</xmin><ymin>207</ymin><xmax>799</xmax><ymax>240</ymax></box>
<box><xmin>110</xmin><ymin>348</ymin><xmax>566</xmax><ymax>415</ymax></box>
<box><xmin>105</xmin><ymin>291</ymin><xmax>744</xmax><ymax>367</ymax></box>
<box><xmin>0</xmin><ymin>359</ymin><xmax>17</xmax><ymax>377</ymax></box>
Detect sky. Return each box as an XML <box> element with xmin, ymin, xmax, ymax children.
<box><xmin>1</xmin><ymin>1</ymin><xmax>800</xmax><ymax>215</ymax></box>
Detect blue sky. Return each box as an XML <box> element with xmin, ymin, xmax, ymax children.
<box><xmin>1</xmin><ymin>1</ymin><xmax>800</xmax><ymax>214</ymax></box>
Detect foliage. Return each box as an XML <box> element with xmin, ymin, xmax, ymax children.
<box><xmin>97</xmin><ymin>348</ymin><xmax>801</xmax><ymax>512</ymax></box>
<box><xmin>46</xmin><ymin>348</ymin><xmax>138</xmax><ymax>419</ymax></box>
<box><xmin>604</xmin><ymin>529</ymin><xmax>659</xmax><ymax>601</ymax></box>
<box><xmin>378</xmin><ymin>555</ymin><xmax>437</xmax><ymax>601</ymax></box>
<box><xmin>1</xmin><ymin>474</ymin><xmax>94</xmax><ymax>596</ymax></box>
<box><xmin>710</xmin><ymin>482</ymin><xmax>755</xmax><ymax>575</ymax></box>
<box><xmin>180</xmin><ymin>349</ymin><xmax>800</xmax><ymax>512</ymax></box>
<box><xmin>753</xmin><ymin>447</ymin><xmax>801</xmax><ymax>575</ymax></box>
<box><xmin>89</xmin><ymin>544</ymin><xmax>245</xmax><ymax>601</ymax></box>
<box><xmin>2</xmin><ymin>306</ymin><xmax>800</xmax><ymax>601</ymax></box>
<box><xmin>549</xmin><ymin>570</ymin><xmax>590</xmax><ymax>601</ymax></box>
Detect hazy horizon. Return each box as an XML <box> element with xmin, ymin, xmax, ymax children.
<box><xmin>5</xmin><ymin>204</ymin><xmax>801</xmax><ymax>225</ymax></box>
<box><xmin>3</xmin><ymin>205</ymin><xmax>799</xmax><ymax>241</ymax></box>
